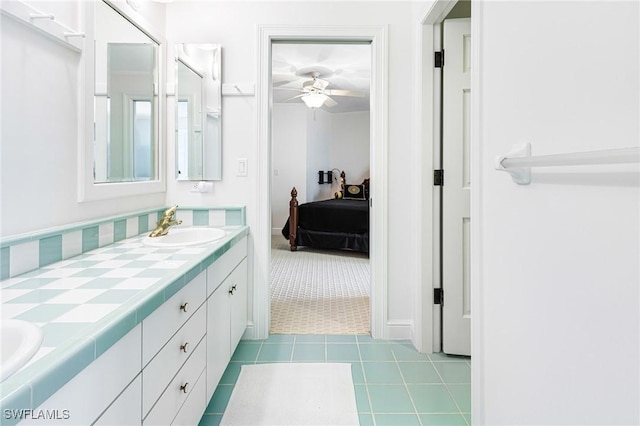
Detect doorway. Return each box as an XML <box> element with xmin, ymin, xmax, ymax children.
<box><xmin>269</xmin><ymin>42</ymin><xmax>372</xmax><ymax>335</ymax></box>
<box><xmin>255</xmin><ymin>26</ymin><xmax>388</xmax><ymax>340</ymax></box>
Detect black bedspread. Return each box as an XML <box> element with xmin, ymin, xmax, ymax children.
<box><xmin>281</xmin><ymin>199</ymin><xmax>369</xmax><ymax>253</ymax></box>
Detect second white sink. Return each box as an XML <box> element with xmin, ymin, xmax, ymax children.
<box><xmin>1</xmin><ymin>320</ymin><xmax>43</xmax><ymax>383</ymax></box>
<box><xmin>142</xmin><ymin>227</ymin><xmax>226</xmax><ymax>247</ymax></box>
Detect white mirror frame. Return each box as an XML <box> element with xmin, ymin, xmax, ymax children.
<box><xmin>79</xmin><ymin>0</ymin><xmax>166</xmax><ymax>202</ymax></box>
<box><xmin>173</xmin><ymin>43</ymin><xmax>222</xmax><ymax>182</ymax></box>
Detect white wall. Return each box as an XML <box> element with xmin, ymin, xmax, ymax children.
<box><xmin>474</xmin><ymin>1</ymin><xmax>639</xmax><ymax>424</ymax></box>
<box><xmin>166</xmin><ymin>1</ymin><xmax>417</xmax><ymax>338</ymax></box>
<box><xmin>271</xmin><ymin>104</ymin><xmax>308</xmax><ymax>233</ymax></box>
<box><xmin>331</xmin><ymin>111</ymin><xmax>370</xmax><ymax>185</ymax></box>
<box><xmin>306</xmin><ymin>108</ymin><xmax>332</xmax><ymax>202</ymax></box>
<box><xmin>0</xmin><ymin>1</ymin><xmax>167</xmax><ymax>238</ymax></box>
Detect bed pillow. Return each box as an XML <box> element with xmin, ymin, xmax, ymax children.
<box><xmin>343</xmin><ymin>184</ymin><xmax>367</xmax><ymax>200</ymax></box>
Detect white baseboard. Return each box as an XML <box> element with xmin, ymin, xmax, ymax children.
<box><xmin>385</xmin><ymin>320</ymin><xmax>414</xmax><ymax>340</ymax></box>
<box><xmin>241</xmin><ymin>321</ymin><xmax>257</xmax><ymax>340</ymax></box>
<box><xmin>271</xmin><ymin>227</ymin><xmax>282</xmax><ymax>236</ymax></box>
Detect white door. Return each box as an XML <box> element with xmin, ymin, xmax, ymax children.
<box><xmin>442</xmin><ymin>18</ymin><xmax>471</xmax><ymax>356</ymax></box>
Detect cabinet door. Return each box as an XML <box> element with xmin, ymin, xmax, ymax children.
<box><xmin>206</xmin><ymin>236</ymin><xmax>247</xmax><ymax>297</ymax></box>
<box><xmin>229</xmin><ymin>258</ymin><xmax>248</xmax><ymax>350</ymax></box>
<box><xmin>206</xmin><ymin>282</ymin><xmax>231</xmax><ymax>401</ymax></box>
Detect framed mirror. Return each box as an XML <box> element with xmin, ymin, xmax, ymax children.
<box><xmin>175</xmin><ymin>44</ymin><xmax>222</xmax><ymax>181</ymax></box>
<box><xmin>94</xmin><ymin>0</ymin><xmax>158</xmax><ymax>183</ymax></box>
<box><xmin>80</xmin><ymin>0</ymin><xmax>165</xmax><ymax>201</ymax></box>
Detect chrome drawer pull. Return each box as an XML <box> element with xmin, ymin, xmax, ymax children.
<box><xmin>180</xmin><ymin>302</ymin><xmax>188</xmax><ymax>312</ymax></box>
<box><xmin>180</xmin><ymin>382</ymin><xmax>189</xmax><ymax>393</ymax></box>
<box><xmin>180</xmin><ymin>342</ymin><xmax>189</xmax><ymax>353</ymax></box>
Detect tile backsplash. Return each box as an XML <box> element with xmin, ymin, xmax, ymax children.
<box><xmin>0</xmin><ymin>206</ymin><xmax>246</xmax><ymax>279</ymax></box>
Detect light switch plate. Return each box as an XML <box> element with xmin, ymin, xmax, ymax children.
<box><xmin>237</xmin><ymin>158</ymin><xmax>248</xmax><ymax>177</ymax></box>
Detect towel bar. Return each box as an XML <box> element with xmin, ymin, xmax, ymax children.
<box><xmin>496</xmin><ymin>143</ymin><xmax>640</xmax><ymax>184</ymax></box>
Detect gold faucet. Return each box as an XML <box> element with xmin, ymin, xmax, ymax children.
<box><xmin>149</xmin><ymin>205</ymin><xmax>183</xmax><ymax>237</ymax></box>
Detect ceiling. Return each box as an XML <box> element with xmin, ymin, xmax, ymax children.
<box><xmin>272</xmin><ymin>43</ymin><xmax>371</xmax><ymax>114</ymax></box>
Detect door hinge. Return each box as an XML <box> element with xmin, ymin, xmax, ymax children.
<box><xmin>434</xmin><ymin>288</ymin><xmax>443</xmax><ymax>305</ymax></box>
<box><xmin>434</xmin><ymin>169</ymin><xmax>444</xmax><ymax>186</ymax></box>
<box><xmin>435</xmin><ymin>50</ymin><xmax>444</xmax><ymax>68</ymax></box>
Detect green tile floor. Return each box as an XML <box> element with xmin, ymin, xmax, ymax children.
<box><xmin>199</xmin><ymin>335</ymin><xmax>471</xmax><ymax>426</ymax></box>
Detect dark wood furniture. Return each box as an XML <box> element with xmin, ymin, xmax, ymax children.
<box><xmin>283</xmin><ymin>171</ymin><xmax>370</xmax><ymax>253</ymax></box>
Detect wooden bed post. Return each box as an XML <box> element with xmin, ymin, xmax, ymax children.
<box><xmin>289</xmin><ymin>187</ymin><xmax>299</xmax><ymax>251</ymax></box>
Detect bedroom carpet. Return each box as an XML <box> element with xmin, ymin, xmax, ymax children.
<box><xmin>220</xmin><ymin>363</ymin><xmax>359</xmax><ymax>425</ymax></box>
<box><xmin>270</xmin><ymin>238</ymin><xmax>370</xmax><ymax>335</ymax></box>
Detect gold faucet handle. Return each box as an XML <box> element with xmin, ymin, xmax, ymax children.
<box><xmin>164</xmin><ymin>205</ymin><xmax>179</xmax><ymax>219</ymax></box>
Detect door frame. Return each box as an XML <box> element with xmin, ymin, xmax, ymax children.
<box><xmin>415</xmin><ymin>0</ymin><xmax>458</xmax><ymax>355</ymax></box>
<box><xmin>254</xmin><ymin>25</ymin><xmax>389</xmax><ymax>340</ymax></box>
<box><xmin>416</xmin><ymin>0</ymin><xmax>484</xmax><ymax>419</ymax></box>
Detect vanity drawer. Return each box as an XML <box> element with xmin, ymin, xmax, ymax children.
<box><xmin>142</xmin><ymin>270</ymin><xmax>206</xmax><ymax>366</ymax></box>
<box><xmin>143</xmin><ymin>338</ymin><xmax>206</xmax><ymax>426</ymax></box>
<box><xmin>207</xmin><ymin>236</ymin><xmax>247</xmax><ymax>296</ymax></box>
<box><xmin>171</xmin><ymin>369</ymin><xmax>207</xmax><ymax>426</ymax></box>
<box><xmin>142</xmin><ymin>305</ymin><xmax>206</xmax><ymax>417</ymax></box>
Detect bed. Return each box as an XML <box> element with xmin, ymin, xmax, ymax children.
<box><xmin>281</xmin><ymin>171</ymin><xmax>370</xmax><ymax>254</ymax></box>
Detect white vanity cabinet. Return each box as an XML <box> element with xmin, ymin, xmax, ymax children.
<box><xmin>14</xmin><ymin>234</ymin><xmax>249</xmax><ymax>426</ymax></box>
<box><xmin>206</xmin><ymin>237</ymin><xmax>248</xmax><ymax>400</ymax></box>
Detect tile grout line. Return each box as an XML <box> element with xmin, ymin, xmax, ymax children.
<box><xmin>431</xmin><ymin>358</ymin><xmax>468</xmax><ymax>424</ymax></box>
<box><xmin>393</xmin><ymin>345</ymin><xmax>424</xmax><ymax>426</ymax></box>
<box><xmin>356</xmin><ymin>336</ymin><xmax>377</xmax><ymax>426</ymax></box>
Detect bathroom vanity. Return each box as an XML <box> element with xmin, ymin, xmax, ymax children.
<box><xmin>0</xmin><ymin>210</ymin><xmax>248</xmax><ymax>426</ymax></box>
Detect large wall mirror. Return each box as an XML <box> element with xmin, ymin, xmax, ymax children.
<box><xmin>175</xmin><ymin>44</ymin><xmax>221</xmax><ymax>181</ymax></box>
<box><xmin>94</xmin><ymin>0</ymin><xmax>159</xmax><ymax>183</ymax></box>
<box><xmin>80</xmin><ymin>0</ymin><xmax>165</xmax><ymax>201</ymax></box>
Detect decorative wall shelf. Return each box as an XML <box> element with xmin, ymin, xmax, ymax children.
<box><xmin>1</xmin><ymin>0</ymin><xmax>84</xmax><ymax>52</ymax></box>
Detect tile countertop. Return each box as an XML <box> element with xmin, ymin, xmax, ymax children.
<box><xmin>0</xmin><ymin>225</ymin><xmax>249</xmax><ymax>412</ymax></box>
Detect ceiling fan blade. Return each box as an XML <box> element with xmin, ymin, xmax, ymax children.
<box><xmin>273</xmin><ymin>87</ymin><xmax>304</xmax><ymax>92</ymax></box>
<box><xmin>323</xmin><ymin>96</ymin><xmax>338</xmax><ymax>108</ymax></box>
<box><xmin>285</xmin><ymin>94</ymin><xmax>306</xmax><ymax>101</ymax></box>
<box><xmin>272</xmin><ymin>74</ymin><xmax>298</xmax><ymax>87</ymax></box>
<box><xmin>325</xmin><ymin>89</ymin><xmax>366</xmax><ymax>98</ymax></box>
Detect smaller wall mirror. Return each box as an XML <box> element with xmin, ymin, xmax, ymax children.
<box><xmin>175</xmin><ymin>44</ymin><xmax>221</xmax><ymax>181</ymax></box>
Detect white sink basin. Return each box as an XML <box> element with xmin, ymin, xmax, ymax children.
<box><xmin>1</xmin><ymin>320</ymin><xmax>43</xmax><ymax>382</ymax></box>
<box><xmin>142</xmin><ymin>227</ymin><xmax>226</xmax><ymax>247</ymax></box>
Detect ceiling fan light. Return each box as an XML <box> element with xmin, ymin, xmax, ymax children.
<box><xmin>302</xmin><ymin>93</ymin><xmax>328</xmax><ymax>108</ymax></box>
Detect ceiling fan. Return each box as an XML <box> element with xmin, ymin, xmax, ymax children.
<box><xmin>276</xmin><ymin>72</ymin><xmax>366</xmax><ymax>109</ymax></box>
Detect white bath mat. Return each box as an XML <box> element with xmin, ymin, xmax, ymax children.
<box><xmin>220</xmin><ymin>363</ymin><xmax>359</xmax><ymax>426</ymax></box>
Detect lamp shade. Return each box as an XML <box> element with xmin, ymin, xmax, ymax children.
<box><xmin>301</xmin><ymin>93</ymin><xmax>328</xmax><ymax>108</ymax></box>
